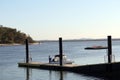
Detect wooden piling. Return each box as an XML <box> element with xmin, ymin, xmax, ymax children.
<box><xmin>25</xmin><ymin>39</ymin><xmax>29</xmax><ymax>63</ymax></box>
<box><xmin>59</xmin><ymin>37</ymin><xmax>63</xmax><ymax>66</ymax></box>
<box><xmin>107</xmin><ymin>36</ymin><xmax>112</xmax><ymax>63</ymax></box>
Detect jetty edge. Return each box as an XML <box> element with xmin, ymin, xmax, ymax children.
<box><xmin>18</xmin><ymin>62</ymin><xmax>78</xmax><ymax>71</ymax></box>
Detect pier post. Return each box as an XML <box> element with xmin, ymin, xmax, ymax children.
<box><xmin>25</xmin><ymin>39</ymin><xmax>29</xmax><ymax>63</ymax></box>
<box><xmin>59</xmin><ymin>37</ymin><xmax>63</xmax><ymax>66</ymax></box>
<box><xmin>107</xmin><ymin>36</ymin><xmax>112</xmax><ymax>63</ymax></box>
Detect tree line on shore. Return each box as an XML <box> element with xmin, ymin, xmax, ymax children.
<box><xmin>0</xmin><ymin>25</ymin><xmax>34</xmax><ymax>44</ymax></box>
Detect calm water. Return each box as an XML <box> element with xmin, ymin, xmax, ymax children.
<box><xmin>1</xmin><ymin>40</ymin><xmax>120</xmax><ymax>80</ymax></box>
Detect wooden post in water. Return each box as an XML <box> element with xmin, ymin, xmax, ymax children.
<box><xmin>59</xmin><ymin>37</ymin><xmax>63</xmax><ymax>66</ymax></box>
<box><xmin>25</xmin><ymin>39</ymin><xmax>29</xmax><ymax>63</ymax></box>
<box><xmin>107</xmin><ymin>36</ymin><xmax>112</xmax><ymax>63</ymax></box>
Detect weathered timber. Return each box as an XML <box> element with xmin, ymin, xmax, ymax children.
<box><xmin>25</xmin><ymin>39</ymin><xmax>29</xmax><ymax>63</ymax></box>
<box><xmin>107</xmin><ymin>36</ymin><xmax>112</xmax><ymax>63</ymax></box>
<box><xmin>59</xmin><ymin>37</ymin><xmax>63</xmax><ymax>66</ymax></box>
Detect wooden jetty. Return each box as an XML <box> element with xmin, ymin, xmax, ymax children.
<box><xmin>18</xmin><ymin>36</ymin><xmax>120</xmax><ymax>79</ymax></box>
<box><xmin>18</xmin><ymin>61</ymin><xmax>120</xmax><ymax>72</ymax></box>
<box><xmin>18</xmin><ymin>61</ymin><xmax>120</xmax><ymax>79</ymax></box>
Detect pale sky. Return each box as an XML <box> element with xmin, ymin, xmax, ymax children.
<box><xmin>1</xmin><ymin>0</ymin><xmax>120</xmax><ymax>40</ymax></box>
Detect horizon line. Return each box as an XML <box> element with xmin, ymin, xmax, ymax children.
<box><xmin>35</xmin><ymin>38</ymin><xmax>120</xmax><ymax>41</ymax></box>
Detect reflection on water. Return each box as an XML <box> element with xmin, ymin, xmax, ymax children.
<box><xmin>26</xmin><ymin>68</ymin><xmax>29</xmax><ymax>80</ymax></box>
<box><xmin>60</xmin><ymin>71</ymin><xmax>63</xmax><ymax>80</ymax></box>
<box><xmin>25</xmin><ymin>68</ymin><xmax>66</xmax><ymax>80</ymax></box>
<box><xmin>25</xmin><ymin>68</ymin><xmax>103</xmax><ymax>80</ymax></box>
<box><xmin>49</xmin><ymin>70</ymin><xmax>64</xmax><ymax>80</ymax></box>
<box><xmin>25</xmin><ymin>68</ymin><xmax>32</xmax><ymax>80</ymax></box>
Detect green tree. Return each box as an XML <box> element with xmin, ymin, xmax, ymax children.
<box><xmin>0</xmin><ymin>25</ymin><xmax>34</xmax><ymax>44</ymax></box>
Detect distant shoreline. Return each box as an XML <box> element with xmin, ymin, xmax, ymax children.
<box><xmin>0</xmin><ymin>43</ymin><xmax>22</xmax><ymax>46</ymax></box>
<box><xmin>0</xmin><ymin>42</ymin><xmax>40</xmax><ymax>46</ymax></box>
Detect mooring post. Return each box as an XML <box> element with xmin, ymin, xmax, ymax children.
<box><xmin>59</xmin><ymin>37</ymin><xmax>63</xmax><ymax>66</ymax></box>
<box><xmin>25</xmin><ymin>39</ymin><xmax>29</xmax><ymax>63</ymax></box>
<box><xmin>107</xmin><ymin>36</ymin><xmax>112</xmax><ymax>63</ymax></box>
